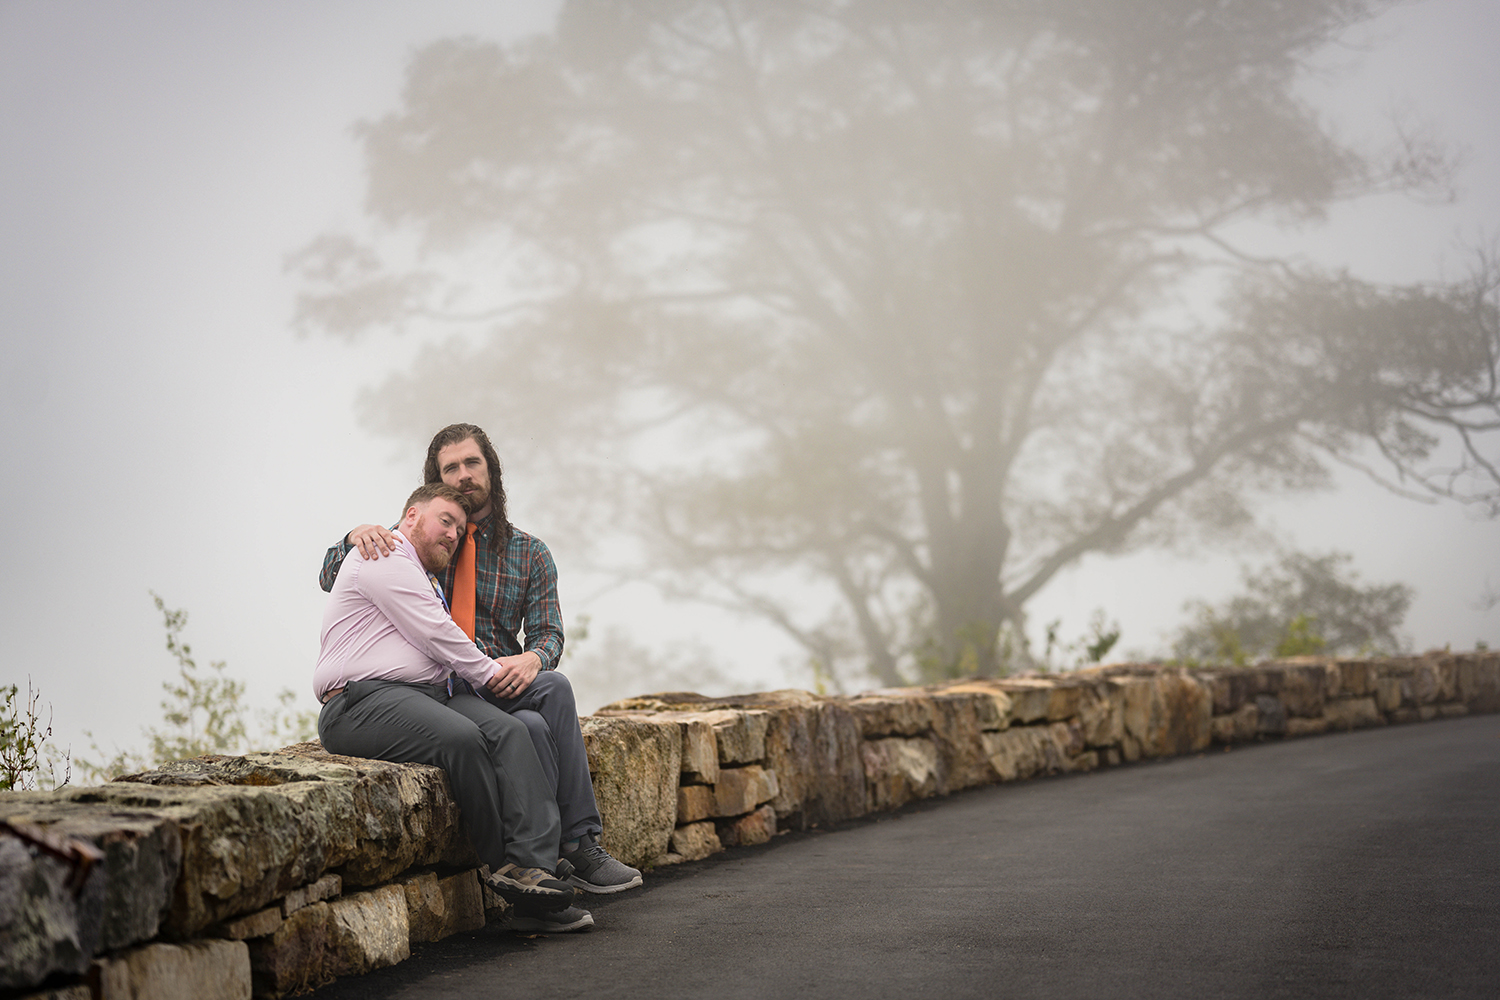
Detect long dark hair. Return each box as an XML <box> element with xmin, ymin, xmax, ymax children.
<box><xmin>422</xmin><ymin>423</ymin><xmax>512</xmax><ymax>544</ymax></box>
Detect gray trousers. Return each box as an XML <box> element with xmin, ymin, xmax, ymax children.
<box><xmin>318</xmin><ymin>679</ymin><xmax>560</xmax><ymax>871</ymax></box>
<box><xmin>480</xmin><ymin>670</ymin><xmax>603</xmax><ymax>843</ymax></box>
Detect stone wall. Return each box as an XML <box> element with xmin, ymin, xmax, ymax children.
<box><xmin>2</xmin><ymin>652</ymin><xmax>1496</xmax><ymax>998</ymax></box>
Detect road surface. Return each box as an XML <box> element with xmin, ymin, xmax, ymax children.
<box><xmin>313</xmin><ymin>713</ymin><xmax>1500</xmax><ymax>999</ymax></box>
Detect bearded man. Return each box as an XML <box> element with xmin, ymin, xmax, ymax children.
<box><xmin>319</xmin><ymin>424</ymin><xmax>641</xmax><ymax>909</ymax></box>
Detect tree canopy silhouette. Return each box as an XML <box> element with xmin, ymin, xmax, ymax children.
<box><xmin>294</xmin><ymin>0</ymin><xmax>1500</xmax><ymax>684</ymax></box>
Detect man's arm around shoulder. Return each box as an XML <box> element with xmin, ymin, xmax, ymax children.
<box><xmin>319</xmin><ymin>524</ymin><xmax>399</xmax><ymax>592</ymax></box>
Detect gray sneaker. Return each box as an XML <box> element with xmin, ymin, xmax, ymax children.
<box><xmin>484</xmin><ymin>864</ymin><xmax>576</xmax><ymax>911</ymax></box>
<box><xmin>559</xmin><ymin>833</ymin><xmax>643</xmax><ymax>894</ymax></box>
<box><xmin>508</xmin><ymin>905</ymin><xmax>594</xmax><ymax>934</ymax></box>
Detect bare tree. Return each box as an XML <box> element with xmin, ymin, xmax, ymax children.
<box><xmin>293</xmin><ymin>1</ymin><xmax>1500</xmax><ymax>685</ymax></box>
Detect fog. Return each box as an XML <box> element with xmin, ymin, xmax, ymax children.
<box><xmin>2</xmin><ymin>0</ymin><xmax>1497</xmax><ymax>768</ymax></box>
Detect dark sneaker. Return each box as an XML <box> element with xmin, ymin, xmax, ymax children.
<box><xmin>559</xmin><ymin>833</ymin><xmax>643</xmax><ymax>894</ymax></box>
<box><xmin>508</xmin><ymin>905</ymin><xmax>595</xmax><ymax>934</ymax></box>
<box><xmin>485</xmin><ymin>864</ymin><xmax>577</xmax><ymax>911</ymax></box>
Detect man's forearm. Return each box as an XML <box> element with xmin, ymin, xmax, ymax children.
<box><xmin>524</xmin><ymin>637</ymin><xmax>562</xmax><ymax>671</ymax></box>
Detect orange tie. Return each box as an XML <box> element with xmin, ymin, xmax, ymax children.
<box><xmin>452</xmin><ymin>522</ymin><xmax>479</xmax><ymax>640</ymax></box>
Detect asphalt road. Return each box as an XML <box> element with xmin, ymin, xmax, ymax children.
<box><xmin>313</xmin><ymin>714</ymin><xmax>1500</xmax><ymax>1000</ymax></box>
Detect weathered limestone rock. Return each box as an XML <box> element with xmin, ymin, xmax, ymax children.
<box><xmin>717</xmin><ymin>805</ymin><xmax>776</xmax><ymax>848</ymax></box>
<box><xmin>32</xmin><ymin>747</ymin><xmax>472</xmax><ymax>938</ymax></box>
<box><xmin>981</xmin><ymin>726</ymin><xmax>1064</xmax><ymax>782</ymax></box>
<box><xmin>326</xmin><ymin>886</ymin><xmax>409</xmax><ymax>978</ymax></box>
<box><xmin>620</xmin><ymin>711</ymin><xmax>719</xmax><ymax>784</ymax></box>
<box><xmin>712</xmin><ymin>766</ymin><xmax>779</xmax><ymax>818</ymax></box>
<box><xmin>1255</xmin><ymin>695</ymin><xmax>1287</xmax><ymax>736</ymax></box>
<box><xmin>702</xmin><ymin>710</ymin><xmax>771</xmax><ymax>765</ymax></box>
<box><xmin>1114</xmin><ymin>669</ymin><xmax>1211</xmax><ymax>758</ymax></box>
<box><xmin>1203</xmin><ymin>661</ymin><xmax>1328</xmax><ymax>718</ymax></box>
<box><xmin>91</xmin><ymin>938</ymin><xmax>250</xmax><ymax>1000</ymax></box>
<box><xmin>1285</xmin><ymin>716</ymin><xmax>1329</xmax><ymax>738</ymax></box>
<box><xmin>581</xmin><ymin>715</ymin><xmax>682</xmax><ymax>868</ymax></box>
<box><xmin>216</xmin><ymin>906</ymin><xmax>282</xmax><ymax>941</ymax></box>
<box><xmin>283</xmin><ymin>873</ymin><xmax>340</xmax><ymax>917</ymax></box>
<box><xmin>1210</xmin><ymin>702</ymin><xmax>1259</xmax><ymax>745</ymax></box>
<box><xmin>1457</xmin><ymin>653</ymin><xmax>1500</xmax><ymax>711</ymax></box>
<box><xmin>1116</xmin><ymin>675</ymin><xmax>1155</xmax><ymax>762</ymax></box>
<box><xmin>1262</xmin><ymin>660</ymin><xmax>1331</xmax><ymax>717</ymax></box>
<box><xmin>1162</xmin><ymin>671</ymin><xmax>1214</xmax><ymax>754</ymax></box>
<box><xmin>932</xmin><ymin>681</ymin><xmax>1012</xmax><ymax>730</ymax></box>
<box><xmin>846</xmin><ymin>691</ymin><xmax>936</xmax><ymax>737</ymax></box>
<box><xmin>246</xmin><ymin>901</ymin><xmax>332</xmax><ymax>998</ymax></box>
<box><xmin>399</xmin><ymin>870</ymin><xmax>483</xmax><ymax>944</ymax></box>
<box><xmin>761</xmin><ymin>700</ymin><xmax>866</xmax><ymax>830</ymax></box>
<box><xmin>677</xmin><ymin>784</ymin><xmax>716</xmax><ymax>824</ymax></box>
<box><xmin>925</xmin><ymin>694</ymin><xmax>1003</xmax><ymax>793</ymax></box>
<box><xmin>1412</xmin><ymin>657</ymin><xmax>1458</xmax><ymax>705</ymax></box>
<box><xmin>0</xmin><ymin>828</ymin><xmax>106</xmax><ymax>990</ymax></box>
<box><xmin>0</xmin><ymin>801</ymin><xmax>180</xmax><ymax>958</ymax></box>
<box><xmin>668</xmin><ymin>821</ymin><xmax>722</xmax><ymax>862</ymax></box>
<box><xmin>398</xmin><ymin>871</ymin><xmax>438</xmax><ymax>938</ymax></box>
<box><xmin>1230</xmin><ymin>700</ymin><xmax>1259</xmax><ymax>738</ymax></box>
<box><xmin>1375</xmin><ymin>676</ymin><xmax>1405</xmax><ymax>714</ymax></box>
<box><xmin>1076</xmin><ymin>680</ymin><xmax>1124</xmax><ymax>749</ymax></box>
<box><xmin>996</xmin><ymin>678</ymin><xmax>1081</xmax><ymax>724</ymax></box>
<box><xmin>674</xmin><ymin>714</ymin><xmax>721</xmax><ymax>784</ymax></box>
<box><xmin>1324</xmin><ymin>697</ymin><xmax>1382</xmax><ymax>731</ymax></box>
<box><xmin>601</xmin><ymin>690</ymin><xmax>867</xmax><ymax>831</ymax></box>
<box><xmin>862</xmin><ymin>737</ymin><xmax>940</xmax><ymax>812</ymax></box>
<box><xmin>1049</xmin><ymin>719</ymin><xmax>1086</xmax><ymax>761</ymax></box>
<box><xmin>1205</xmin><ymin>670</ymin><xmax>1244</xmax><ymax>716</ymax></box>
<box><xmin>135</xmin><ymin>746</ymin><xmax>477</xmax><ymax>884</ymax></box>
<box><xmin>1332</xmin><ymin>659</ymin><xmax>1375</xmax><ymax>698</ymax></box>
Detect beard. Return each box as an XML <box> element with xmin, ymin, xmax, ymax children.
<box><xmin>458</xmin><ymin>481</ymin><xmax>490</xmax><ymax>512</ymax></box>
<box><xmin>410</xmin><ymin>518</ymin><xmax>456</xmax><ymax>573</ymax></box>
<box><xmin>421</xmin><ymin>542</ymin><xmax>453</xmax><ymax>573</ymax></box>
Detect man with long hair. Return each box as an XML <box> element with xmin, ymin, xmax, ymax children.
<box><xmin>320</xmin><ymin>424</ymin><xmax>642</xmax><ymax>927</ymax></box>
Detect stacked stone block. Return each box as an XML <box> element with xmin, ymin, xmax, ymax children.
<box><xmin>2</xmin><ymin>653</ymin><xmax>1496</xmax><ymax>998</ymax></box>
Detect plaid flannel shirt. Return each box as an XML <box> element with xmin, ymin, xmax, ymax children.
<box><xmin>320</xmin><ymin>516</ymin><xmax>564</xmax><ymax>670</ymax></box>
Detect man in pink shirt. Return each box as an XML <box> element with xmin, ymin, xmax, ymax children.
<box><xmin>315</xmin><ymin>483</ymin><xmax>589</xmax><ymax>930</ymax></box>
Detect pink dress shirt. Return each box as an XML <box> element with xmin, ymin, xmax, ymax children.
<box><xmin>313</xmin><ymin>530</ymin><xmax>497</xmax><ymax>703</ymax></box>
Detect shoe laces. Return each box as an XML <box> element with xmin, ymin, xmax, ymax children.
<box><xmin>577</xmin><ymin>842</ymin><xmax>611</xmax><ymax>864</ymax></box>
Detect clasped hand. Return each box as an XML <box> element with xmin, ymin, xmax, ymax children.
<box><xmin>486</xmin><ymin>651</ymin><xmax>542</xmax><ymax>700</ymax></box>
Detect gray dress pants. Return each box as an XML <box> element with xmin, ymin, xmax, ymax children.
<box><xmin>318</xmin><ymin>679</ymin><xmax>561</xmax><ymax>871</ymax></box>
<box><xmin>480</xmin><ymin>670</ymin><xmax>603</xmax><ymax>843</ymax></box>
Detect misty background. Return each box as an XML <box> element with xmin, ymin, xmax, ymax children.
<box><xmin>2</xmin><ymin>0</ymin><xmax>1498</xmax><ymax>765</ymax></box>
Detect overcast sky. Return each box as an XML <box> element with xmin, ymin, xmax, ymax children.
<box><xmin>3</xmin><ymin>0</ymin><xmax>1498</xmax><ymax>766</ymax></box>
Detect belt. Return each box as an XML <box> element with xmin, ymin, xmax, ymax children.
<box><xmin>320</xmin><ymin>676</ymin><xmax>461</xmax><ymax>705</ymax></box>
